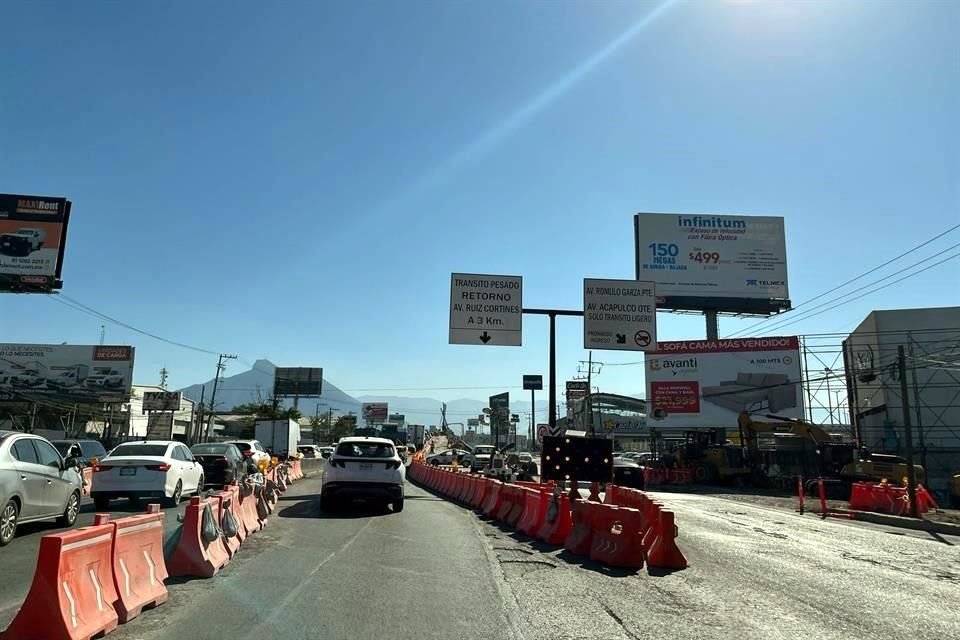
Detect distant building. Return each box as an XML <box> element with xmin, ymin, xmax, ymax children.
<box><xmin>844</xmin><ymin>306</ymin><xmax>960</xmax><ymax>492</ymax></box>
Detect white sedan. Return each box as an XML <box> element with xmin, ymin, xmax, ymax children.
<box><xmin>90</xmin><ymin>440</ymin><xmax>205</xmax><ymax>510</ymax></box>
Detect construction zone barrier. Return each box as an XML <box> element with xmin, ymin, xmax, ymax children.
<box><xmin>80</xmin><ymin>467</ymin><xmax>94</xmax><ymax>497</ymax></box>
<box><xmin>167</xmin><ymin>496</ymin><xmax>231</xmax><ymax>579</ymax></box>
<box><xmin>848</xmin><ymin>481</ymin><xmax>937</xmax><ymax>516</ymax></box>
<box><xmin>642</xmin><ymin>467</ymin><xmax>693</xmax><ymax>486</ymax></box>
<box><xmin>2</xmin><ymin>515</ymin><xmax>120</xmax><ymax>640</ymax></box>
<box><xmin>109</xmin><ymin>505</ymin><xmax>169</xmax><ymax>624</ymax></box>
<box><xmin>213</xmin><ymin>491</ymin><xmax>242</xmax><ymax>558</ymax></box>
<box><xmin>405</xmin><ymin>461</ymin><xmax>688</xmax><ymax>573</ymax></box>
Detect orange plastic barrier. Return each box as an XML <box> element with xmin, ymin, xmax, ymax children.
<box><xmin>536</xmin><ymin>491</ymin><xmax>573</xmax><ymax>545</ymax></box>
<box><xmin>519</xmin><ymin>487</ymin><xmax>550</xmax><ymax>537</ymax></box>
<box><xmin>563</xmin><ymin>499</ymin><xmax>596</xmax><ymax>556</ymax></box>
<box><xmin>224</xmin><ymin>485</ymin><xmax>249</xmax><ymax>541</ymax></box>
<box><xmin>2</xmin><ymin>516</ymin><xmax>119</xmax><ymax>640</ymax></box>
<box><xmin>109</xmin><ymin>505</ymin><xmax>169</xmax><ymax>623</ymax></box>
<box><xmin>495</xmin><ymin>485</ymin><xmax>517</xmax><ymax>522</ymax></box>
<box><xmin>482</xmin><ymin>481</ymin><xmax>504</xmax><ymax>516</ymax></box>
<box><xmin>167</xmin><ymin>496</ymin><xmax>230</xmax><ymax>578</ymax></box>
<box><xmin>238</xmin><ymin>485</ymin><xmax>262</xmax><ymax>535</ymax></box>
<box><xmin>646</xmin><ymin>510</ymin><xmax>687</xmax><ymax>570</ymax></box>
<box><xmin>81</xmin><ymin>467</ymin><xmax>94</xmax><ymax>497</ymax></box>
<box><xmin>589</xmin><ymin>505</ymin><xmax>645</xmax><ymax>569</ymax></box>
<box><xmin>213</xmin><ymin>492</ymin><xmax>241</xmax><ymax>558</ymax></box>
<box><xmin>848</xmin><ymin>481</ymin><xmax>933</xmax><ymax>516</ymax></box>
<box><xmin>505</xmin><ymin>487</ymin><xmax>528</xmax><ymax>527</ymax></box>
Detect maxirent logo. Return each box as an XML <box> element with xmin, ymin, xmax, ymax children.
<box><xmin>16</xmin><ymin>199</ymin><xmax>60</xmax><ymax>215</ymax></box>
<box><xmin>650</xmin><ymin>357</ymin><xmax>697</xmax><ymax>371</ymax></box>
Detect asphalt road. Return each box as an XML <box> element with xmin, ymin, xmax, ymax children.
<box><xmin>0</xmin><ymin>493</ymin><xmax>186</xmax><ymax>628</ymax></box>
<box><xmin>3</xmin><ymin>468</ymin><xmax>957</xmax><ymax>640</ymax></box>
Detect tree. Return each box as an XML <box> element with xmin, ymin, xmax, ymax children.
<box><xmin>330</xmin><ymin>415</ymin><xmax>355</xmax><ymax>441</ymax></box>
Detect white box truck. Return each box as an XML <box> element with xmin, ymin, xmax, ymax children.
<box><xmin>254</xmin><ymin>418</ymin><xmax>301</xmax><ymax>457</ymax></box>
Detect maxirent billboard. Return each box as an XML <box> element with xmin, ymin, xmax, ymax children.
<box><xmin>0</xmin><ymin>344</ymin><xmax>135</xmax><ymax>403</ymax></box>
<box><xmin>634</xmin><ymin>213</ymin><xmax>789</xmax><ymax>314</ymax></box>
<box><xmin>0</xmin><ymin>194</ymin><xmax>72</xmax><ymax>292</ymax></box>
<box><xmin>645</xmin><ymin>336</ymin><xmax>803</xmax><ymax>429</ymax></box>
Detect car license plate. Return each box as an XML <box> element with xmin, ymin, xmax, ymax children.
<box><xmin>358</xmin><ymin>463</ymin><xmax>372</xmax><ymax>471</ymax></box>
<box><xmin>120</xmin><ymin>467</ymin><xmax>137</xmax><ymax>476</ymax></box>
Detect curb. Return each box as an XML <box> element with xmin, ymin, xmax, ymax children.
<box><xmin>831</xmin><ymin>509</ymin><xmax>960</xmax><ymax>536</ymax></box>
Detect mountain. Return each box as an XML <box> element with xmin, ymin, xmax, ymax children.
<box><xmin>178</xmin><ymin>359</ymin><xmax>361</xmax><ymax>417</ymax></box>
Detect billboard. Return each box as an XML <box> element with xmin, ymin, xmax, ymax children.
<box><xmin>522</xmin><ymin>375</ymin><xmax>543</xmax><ymax>391</ymax></box>
<box><xmin>273</xmin><ymin>367</ymin><xmax>322</xmax><ymax>397</ymax></box>
<box><xmin>142</xmin><ymin>391</ymin><xmax>181</xmax><ymax>412</ymax></box>
<box><xmin>565</xmin><ymin>381</ymin><xmax>588</xmax><ymax>419</ymax></box>
<box><xmin>361</xmin><ymin>402</ymin><xmax>388</xmax><ymax>422</ymax></box>
<box><xmin>645</xmin><ymin>336</ymin><xmax>803</xmax><ymax>429</ymax></box>
<box><xmin>0</xmin><ymin>344</ymin><xmax>135</xmax><ymax>403</ymax></box>
<box><xmin>634</xmin><ymin>213</ymin><xmax>790</xmax><ymax>314</ymax></box>
<box><xmin>0</xmin><ymin>194</ymin><xmax>72</xmax><ymax>292</ymax></box>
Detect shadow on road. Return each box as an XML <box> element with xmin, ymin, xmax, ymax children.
<box><xmin>277</xmin><ymin>495</ymin><xmax>397</xmax><ymax>520</ymax></box>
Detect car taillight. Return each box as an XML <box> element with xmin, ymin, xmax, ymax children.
<box><xmin>93</xmin><ymin>465</ymin><xmax>111</xmax><ymax>472</ymax></box>
<box><xmin>146</xmin><ymin>464</ymin><xmax>171</xmax><ymax>471</ymax></box>
<box><xmin>385</xmin><ymin>460</ymin><xmax>401</xmax><ymax>469</ymax></box>
<box><xmin>216</xmin><ymin>457</ymin><xmax>229</xmax><ymax>465</ymax></box>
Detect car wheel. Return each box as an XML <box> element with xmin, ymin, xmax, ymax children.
<box><xmin>392</xmin><ymin>498</ymin><xmax>404</xmax><ymax>513</ymax></box>
<box><xmin>93</xmin><ymin>495</ymin><xmax>111</xmax><ymax>511</ymax></box>
<box><xmin>166</xmin><ymin>480</ymin><xmax>183</xmax><ymax>507</ymax></box>
<box><xmin>58</xmin><ymin>491</ymin><xmax>81</xmax><ymax>527</ymax></box>
<box><xmin>196</xmin><ymin>476</ymin><xmax>205</xmax><ymax>495</ymax></box>
<box><xmin>0</xmin><ymin>499</ymin><xmax>19</xmax><ymax>546</ymax></box>
<box><xmin>430</xmin><ymin>459</ymin><xmax>439</xmax><ymax>466</ymax></box>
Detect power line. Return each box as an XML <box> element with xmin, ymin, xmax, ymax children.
<box><xmin>725</xmin><ymin>223</ymin><xmax>960</xmax><ymax>338</ymax></box>
<box><xmin>742</xmin><ymin>251</ymin><xmax>960</xmax><ymax>337</ymax></box>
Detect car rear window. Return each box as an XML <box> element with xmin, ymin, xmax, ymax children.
<box><xmin>230</xmin><ymin>442</ymin><xmax>252</xmax><ymax>452</ymax></box>
<box><xmin>81</xmin><ymin>441</ymin><xmax>107</xmax><ymax>458</ymax></box>
<box><xmin>336</xmin><ymin>442</ymin><xmax>395</xmax><ymax>458</ymax></box>
<box><xmin>109</xmin><ymin>444</ymin><xmax>168</xmax><ymax>457</ymax></box>
<box><xmin>192</xmin><ymin>444</ymin><xmax>228</xmax><ymax>455</ymax></box>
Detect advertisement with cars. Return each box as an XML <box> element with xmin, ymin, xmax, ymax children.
<box><xmin>645</xmin><ymin>336</ymin><xmax>804</xmax><ymax>429</ymax></box>
<box><xmin>0</xmin><ymin>344</ymin><xmax>135</xmax><ymax>403</ymax></box>
<box><xmin>634</xmin><ymin>213</ymin><xmax>789</xmax><ymax>310</ymax></box>
<box><xmin>0</xmin><ymin>193</ymin><xmax>72</xmax><ymax>291</ymax></box>
<box><xmin>361</xmin><ymin>402</ymin><xmax>388</xmax><ymax>422</ymax></box>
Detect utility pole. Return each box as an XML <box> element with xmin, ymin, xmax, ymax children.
<box><xmin>907</xmin><ymin>337</ymin><xmax>926</xmax><ymax>471</ymax></box>
<box><xmin>195</xmin><ymin>386</ymin><xmax>206</xmax><ymax>445</ymax></box>
<box><xmin>99</xmin><ymin>324</ymin><xmax>105</xmax><ymax>345</ymax></box>
<box><xmin>206</xmin><ymin>354</ymin><xmax>237</xmax><ymax>442</ymax></box>
<box><xmin>586</xmin><ymin>351</ymin><xmax>593</xmax><ymax>434</ymax></box>
<box><xmin>897</xmin><ymin>346</ymin><xmax>918</xmax><ymax>518</ymax></box>
<box><xmin>159</xmin><ymin>367</ymin><xmax>168</xmax><ymax>390</ymax></box>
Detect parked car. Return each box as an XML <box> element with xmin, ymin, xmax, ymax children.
<box><xmin>90</xmin><ymin>440</ymin><xmax>205</xmax><ymax>509</ymax></box>
<box><xmin>10</xmin><ymin>369</ymin><xmax>44</xmax><ymax>388</ymax></box>
<box><xmin>608</xmin><ymin>458</ymin><xmax>644</xmax><ymax>490</ymax></box>
<box><xmin>426</xmin><ymin>448</ymin><xmax>470</xmax><ymax>466</ymax></box>
<box><xmin>0</xmin><ymin>228</ymin><xmax>44</xmax><ymax>257</ymax></box>
<box><xmin>51</xmin><ymin>439</ymin><xmax>108</xmax><ymax>466</ymax></box>
<box><xmin>223</xmin><ymin>439</ymin><xmax>271</xmax><ymax>467</ymax></box>
<box><xmin>190</xmin><ymin>442</ymin><xmax>248</xmax><ymax>488</ymax></box>
<box><xmin>297</xmin><ymin>445</ymin><xmax>323</xmax><ymax>458</ymax></box>
<box><xmin>318</xmin><ymin>446</ymin><xmax>334</xmax><ymax>459</ymax></box>
<box><xmin>321</xmin><ymin>437</ymin><xmax>405</xmax><ymax>512</ymax></box>
<box><xmin>0</xmin><ymin>431</ymin><xmax>83</xmax><ymax>546</ymax></box>
<box><xmin>85</xmin><ymin>367</ymin><xmax>124</xmax><ymax>388</ymax></box>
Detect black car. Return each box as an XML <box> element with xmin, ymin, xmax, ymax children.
<box><xmin>51</xmin><ymin>439</ymin><xmax>108</xmax><ymax>467</ymax></box>
<box><xmin>610</xmin><ymin>457</ymin><xmax>645</xmax><ymax>489</ymax></box>
<box><xmin>190</xmin><ymin>442</ymin><xmax>249</xmax><ymax>488</ymax></box>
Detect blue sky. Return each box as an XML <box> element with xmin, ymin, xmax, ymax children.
<box><xmin>1</xmin><ymin>1</ymin><xmax>957</xmax><ymax>416</ymax></box>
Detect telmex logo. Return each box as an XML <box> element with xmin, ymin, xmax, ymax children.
<box><xmin>746</xmin><ymin>279</ymin><xmax>785</xmax><ymax>287</ymax></box>
<box><xmin>650</xmin><ymin>357</ymin><xmax>697</xmax><ymax>370</ymax></box>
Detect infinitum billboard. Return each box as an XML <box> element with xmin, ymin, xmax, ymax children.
<box><xmin>634</xmin><ymin>213</ymin><xmax>789</xmax><ymax>314</ymax></box>
<box><xmin>0</xmin><ymin>344</ymin><xmax>135</xmax><ymax>403</ymax></box>
<box><xmin>645</xmin><ymin>337</ymin><xmax>803</xmax><ymax>429</ymax></box>
<box><xmin>0</xmin><ymin>194</ymin><xmax>72</xmax><ymax>292</ymax></box>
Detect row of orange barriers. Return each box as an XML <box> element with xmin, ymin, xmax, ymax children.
<box><xmin>643</xmin><ymin>468</ymin><xmax>693</xmax><ymax>486</ymax></box>
<box><xmin>2</xmin><ymin>460</ymin><xmax>304</xmax><ymax>640</ymax></box>
<box><xmin>849</xmin><ymin>480</ymin><xmax>938</xmax><ymax>516</ymax></box>
<box><xmin>407</xmin><ymin>462</ymin><xmax>687</xmax><ymax>571</ymax></box>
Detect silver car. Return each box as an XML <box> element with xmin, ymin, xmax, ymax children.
<box><xmin>0</xmin><ymin>431</ymin><xmax>83</xmax><ymax>546</ymax></box>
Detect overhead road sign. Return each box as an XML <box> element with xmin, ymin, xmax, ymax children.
<box><xmin>522</xmin><ymin>375</ymin><xmax>543</xmax><ymax>391</ymax></box>
<box><xmin>449</xmin><ymin>273</ymin><xmax>522</xmax><ymax>346</ymax></box>
<box><xmin>0</xmin><ymin>194</ymin><xmax>72</xmax><ymax>293</ymax></box>
<box><xmin>142</xmin><ymin>391</ymin><xmax>181</xmax><ymax>412</ymax></box>
<box><xmin>634</xmin><ymin>213</ymin><xmax>790</xmax><ymax>314</ymax></box>
<box><xmin>273</xmin><ymin>367</ymin><xmax>323</xmax><ymax>397</ymax></box>
<box><xmin>583</xmin><ymin>278</ymin><xmax>657</xmax><ymax>351</ymax></box>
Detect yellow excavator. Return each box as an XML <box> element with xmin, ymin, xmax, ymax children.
<box><xmin>736</xmin><ymin>412</ymin><xmax>926</xmax><ymax>487</ymax></box>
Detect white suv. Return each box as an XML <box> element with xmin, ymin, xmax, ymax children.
<box><xmin>321</xmin><ymin>437</ymin><xmax>405</xmax><ymax>512</ymax></box>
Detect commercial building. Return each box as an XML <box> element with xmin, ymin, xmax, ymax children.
<box><xmin>118</xmin><ymin>385</ymin><xmax>200</xmax><ymax>440</ymax></box>
<box><xmin>844</xmin><ymin>306</ymin><xmax>960</xmax><ymax>494</ymax></box>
